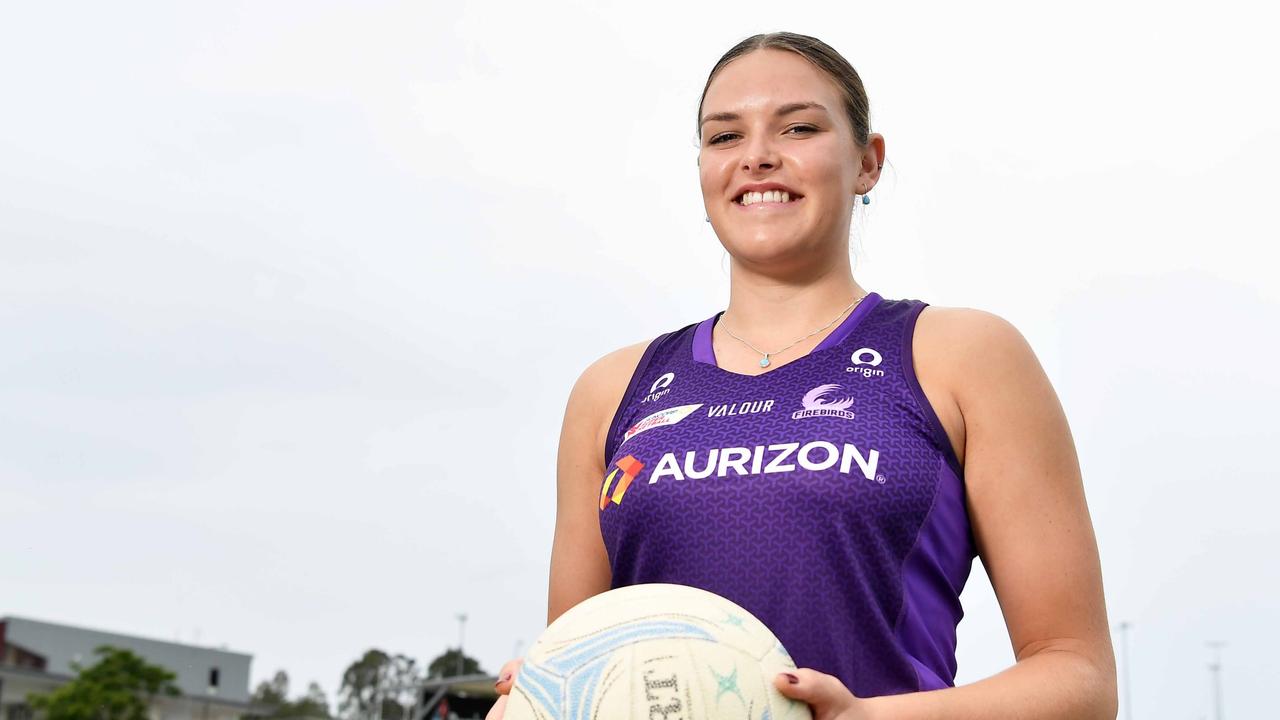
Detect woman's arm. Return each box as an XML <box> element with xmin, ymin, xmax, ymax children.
<box><xmin>779</xmin><ymin>308</ymin><xmax>1118</xmax><ymax>720</ymax></box>
<box><xmin>882</xmin><ymin>308</ymin><xmax>1116</xmax><ymax>718</ymax></box>
<box><xmin>488</xmin><ymin>342</ymin><xmax>649</xmax><ymax>720</ymax></box>
<box><xmin>546</xmin><ymin>343</ymin><xmax>647</xmax><ymax>621</ymax></box>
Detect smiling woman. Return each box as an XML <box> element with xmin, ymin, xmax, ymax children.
<box><xmin>698</xmin><ymin>48</ymin><xmax>878</xmax><ymax>281</ymax></box>
<box><xmin>488</xmin><ymin>31</ymin><xmax>1118</xmax><ymax>720</ymax></box>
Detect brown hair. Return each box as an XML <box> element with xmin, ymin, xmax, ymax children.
<box><xmin>697</xmin><ymin>32</ymin><xmax>871</xmax><ymax>148</ymax></box>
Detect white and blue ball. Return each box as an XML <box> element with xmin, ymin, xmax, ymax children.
<box><xmin>506</xmin><ymin>583</ymin><xmax>812</xmax><ymax>720</ymax></box>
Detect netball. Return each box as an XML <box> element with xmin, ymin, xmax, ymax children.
<box><xmin>503</xmin><ymin>584</ymin><xmax>811</xmax><ymax>720</ymax></box>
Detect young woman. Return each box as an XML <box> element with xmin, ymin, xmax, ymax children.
<box><xmin>489</xmin><ymin>32</ymin><xmax>1117</xmax><ymax>720</ymax></box>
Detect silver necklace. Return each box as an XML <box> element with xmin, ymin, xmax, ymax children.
<box><xmin>720</xmin><ymin>293</ymin><xmax>869</xmax><ymax>368</ymax></box>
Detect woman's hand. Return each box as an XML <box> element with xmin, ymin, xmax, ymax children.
<box><xmin>483</xmin><ymin>658</ymin><xmax>524</xmax><ymax>720</ymax></box>
<box><xmin>774</xmin><ymin>669</ymin><xmax>874</xmax><ymax>720</ymax></box>
<box><xmin>486</xmin><ymin>662</ymin><xmax>869</xmax><ymax>719</ymax></box>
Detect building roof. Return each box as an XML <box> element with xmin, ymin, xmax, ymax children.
<box><xmin>1</xmin><ymin>616</ymin><xmax>251</xmax><ymax>658</ymax></box>
<box><xmin>1</xmin><ymin>616</ymin><xmax>253</xmax><ymax>704</ymax></box>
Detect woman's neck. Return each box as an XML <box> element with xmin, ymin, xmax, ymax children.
<box><xmin>720</xmin><ymin>253</ymin><xmax>866</xmax><ymax>349</ymax></box>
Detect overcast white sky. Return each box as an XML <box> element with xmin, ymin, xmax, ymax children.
<box><xmin>2</xmin><ymin>1</ymin><xmax>1277</xmax><ymax>717</ymax></box>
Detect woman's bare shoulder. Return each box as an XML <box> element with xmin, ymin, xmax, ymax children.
<box><xmin>913</xmin><ymin>304</ymin><xmax>1033</xmax><ymax>466</ymax></box>
<box><xmin>564</xmin><ymin>339</ymin><xmax>654</xmax><ymax>444</ymax></box>
<box><xmin>573</xmin><ymin>339</ymin><xmax>651</xmax><ymax>403</ymax></box>
<box><xmin>915</xmin><ymin>305</ymin><xmax>1036</xmax><ymax>385</ymax></box>
<box><xmin>916</xmin><ymin>303</ymin><xmax>1014</xmax><ymax>336</ymax></box>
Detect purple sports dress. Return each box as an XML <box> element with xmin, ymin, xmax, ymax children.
<box><xmin>597</xmin><ymin>292</ymin><xmax>976</xmax><ymax>699</ymax></box>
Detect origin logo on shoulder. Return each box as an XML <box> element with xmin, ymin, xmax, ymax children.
<box><xmin>641</xmin><ymin>372</ymin><xmax>676</xmax><ymax>403</ymax></box>
<box><xmin>846</xmin><ymin>347</ymin><xmax>885</xmax><ymax>378</ymax></box>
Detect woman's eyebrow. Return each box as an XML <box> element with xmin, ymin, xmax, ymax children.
<box><xmin>699</xmin><ymin>101</ymin><xmax>829</xmax><ymax>128</ymax></box>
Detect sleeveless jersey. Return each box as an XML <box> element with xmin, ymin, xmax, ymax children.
<box><xmin>598</xmin><ymin>292</ymin><xmax>976</xmax><ymax>698</ymax></box>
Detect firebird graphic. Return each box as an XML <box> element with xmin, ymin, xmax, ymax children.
<box><xmin>793</xmin><ymin>384</ymin><xmax>856</xmax><ymax>420</ymax></box>
<box><xmin>802</xmin><ymin>384</ymin><xmax>855</xmax><ymax>410</ymax></box>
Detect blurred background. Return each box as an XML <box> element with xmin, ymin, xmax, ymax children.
<box><xmin>2</xmin><ymin>1</ymin><xmax>1277</xmax><ymax>719</ymax></box>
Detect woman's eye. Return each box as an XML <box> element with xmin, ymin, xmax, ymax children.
<box><xmin>707</xmin><ymin>126</ymin><xmax>814</xmax><ymax>145</ymax></box>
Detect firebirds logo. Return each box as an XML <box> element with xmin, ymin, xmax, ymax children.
<box><xmin>791</xmin><ymin>384</ymin><xmax>856</xmax><ymax>421</ymax></box>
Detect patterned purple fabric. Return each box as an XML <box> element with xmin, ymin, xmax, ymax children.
<box><xmin>598</xmin><ymin>293</ymin><xmax>977</xmax><ymax>698</ymax></box>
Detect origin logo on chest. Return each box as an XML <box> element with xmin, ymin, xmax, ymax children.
<box><xmin>706</xmin><ymin>399</ymin><xmax>775</xmax><ymax>418</ymax></box>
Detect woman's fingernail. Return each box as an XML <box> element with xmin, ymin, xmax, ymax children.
<box><xmin>782</xmin><ymin>673</ymin><xmax>799</xmax><ymax>685</ymax></box>
<box><xmin>495</xmin><ymin>672</ymin><xmax>512</xmax><ymax>686</ymax></box>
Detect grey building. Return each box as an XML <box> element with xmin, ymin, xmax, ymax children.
<box><xmin>0</xmin><ymin>616</ymin><xmax>255</xmax><ymax>720</ymax></box>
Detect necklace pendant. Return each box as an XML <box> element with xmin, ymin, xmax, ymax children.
<box><xmin>759</xmin><ymin>355</ymin><xmax>771</xmax><ymax>368</ymax></box>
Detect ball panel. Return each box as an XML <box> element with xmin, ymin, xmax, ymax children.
<box><xmin>538</xmin><ymin>618</ymin><xmax>715</xmax><ymax>674</ymax></box>
<box><xmin>564</xmin><ymin>653</ymin><xmax>611</xmax><ymax>720</ymax></box>
<box><xmin>589</xmin><ymin>648</ymin><xmax>632</xmax><ymax>719</ymax></box>
<box><xmin>505</xmin><ymin>685</ymin><xmax>547</xmax><ymax>720</ymax></box>
<box><xmin>510</xmin><ymin>660</ymin><xmax>564</xmax><ymax>718</ymax></box>
<box><xmin>684</xmin><ymin>639</ymin><xmax>761</xmax><ymax>718</ymax></box>
<box><xmin>626</xmin><ymin>638</ymin><xmax>696</xmax><ymax>720</ymax></box>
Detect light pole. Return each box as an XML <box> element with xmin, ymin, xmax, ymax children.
<box><xmin>1118</xmin><ymin>621</ymin><xmax>1133</xmax><ymax>720</ymax></box>
<box><xmin>455</xmin><ymin>613</ymin><xmax>468</xmax><ymax>677</ymax></box>
<box><xmin>1207</xmin><ymin>641</ymin><xmax>1226</xmax><ymax>720</ymax></box>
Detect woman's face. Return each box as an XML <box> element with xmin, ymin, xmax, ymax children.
<box><xmin>698</xmin><ymin>49</ymin><xmax>864</xmax><ymax>269</ymax></box>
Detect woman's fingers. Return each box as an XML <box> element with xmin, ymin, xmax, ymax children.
<box><xmin>487</xmin><ymin>658</ymin><xmax>524</xmax><ymax>720</ymax></box>
<box><xmin>773</xmin><ymin>668</ymin><xmax>859</xmax><ymax>718</ymax></box>
<box><xmin>493</xmin><ymin>657</ymin><xmax>525</xmax><ymax>695</ymax></box>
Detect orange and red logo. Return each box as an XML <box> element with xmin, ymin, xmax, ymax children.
<box><xmin>599</xmin><ymin>455</ymin><xmax>644</xmax><ymax>510</ymax></box>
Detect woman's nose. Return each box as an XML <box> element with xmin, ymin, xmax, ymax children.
<box><xmin>741</xmin><ymin>134</ymin><xmax>778</xmax><ymax>172</ymax></box>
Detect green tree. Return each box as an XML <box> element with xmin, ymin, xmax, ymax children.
<box><xmin>298</xmin><ymin>683</ymin><xmax>332</xmax><ymax>719</ymax></box>
<box><xmin>246</xmin><ymin>672</ymin><xmax>330</xmax><ymax>720</ymax></box>
<box><xmin>251</xmin><ymin>671</ymin><xmax>291</xmax><ymax>706</ymax></box>
<box><xmin>425</xmin><ymin>649</ymin><xmax>483</xmax><ymax>680</ymax></box>
<box><xmin>28</xmin><ymin>646</ymin><xmax>180</xmax><ymax>720</ymax></box>
<box><xmin>338</xmin><ymin>651</ymin><xmax>420</xmax><ymax>720</ymax></box>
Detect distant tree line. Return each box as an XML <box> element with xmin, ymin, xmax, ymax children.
<box><xmin>23</xmin><ymin>644</ymin><xmax>483</xmax><ymax>720</ymax></box>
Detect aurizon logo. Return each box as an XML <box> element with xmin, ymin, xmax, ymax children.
<box><xmin>600</xmin><ymin>455</ymin><xmax>645</xmax><ymax>510</ymax></box>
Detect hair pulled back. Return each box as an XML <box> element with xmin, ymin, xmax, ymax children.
<box><xmin>697</xmin><ymin>32</ymin><xmax>871</xmax><ymax>148</ymax></box>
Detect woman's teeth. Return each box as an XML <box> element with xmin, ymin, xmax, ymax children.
<box><xmin>739</xmin><ymin>190</ymin><xmax>795</xmax><ymax>205</ymax></box>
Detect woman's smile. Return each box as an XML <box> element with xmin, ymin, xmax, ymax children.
<box><xmin>732</xmin><ymin>194</ymin><xmax>805</xmax><ymax>212</ymax></box>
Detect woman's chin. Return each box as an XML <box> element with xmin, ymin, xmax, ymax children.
<box><xmin>722</xmin><ymin>234</ymin><xmax>820</xmax><ymax>268</ymax></box>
